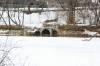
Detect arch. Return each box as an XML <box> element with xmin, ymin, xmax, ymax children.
<box><xmin>34</xmin><ymin>31</ymin><xmax>40</xmax><ymax>36</ymax></box>
<box><xmin>42</xmin><ymin>29</ymin><xmax>50</xmax><ymax>37</ymax></box>
<box><xmin>52</xmin><ymin>29</ymin><xmax>58</xmax><ymax>37</ymax></box>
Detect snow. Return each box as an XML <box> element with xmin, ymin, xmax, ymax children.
<box><xmin>0</xmin><ymin>7</ymin><xmax>100</xmax><ymax>66</ymax></box>
<box><xmin>82</xmin><ymin>29</ymin><xmax>100</xmax><ymax>36</ymax></box>
<box><xmin>0</xmin><ymin>8</ymin><xmax>97</xmax><ymax>27</ymax></box>
<box><xmin>0</xmin><ymin>11</ymin><xmax>57</xmax><ymax>28</ymax></box>
<box><xmin>0</xmin><ymin>36</ymin><xmax>100</xmax><ymax>66</ymax></box>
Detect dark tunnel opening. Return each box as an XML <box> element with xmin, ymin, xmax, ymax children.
<box><xmin>34</xmin><ymin>31</ymin><xmax>40</xmax><ymax>36</ymax></box>
<box><xmin>42</xmin><ymin>29</ymin><xmax>50</xmax><ymax>37</ymax></box>
<box><xmin>52</xmin><ymin>29</ymin><xmax>58</xmax><ymax>37</ymax></box>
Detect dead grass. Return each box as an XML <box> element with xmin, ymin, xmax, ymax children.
<box><xmin>0</xmin><ymin>25</ymin><xmax>23</xmax><ymax>30</ymax></box>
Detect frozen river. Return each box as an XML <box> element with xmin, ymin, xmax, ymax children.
<box><xmin>0</xmin><ymin>36</ymin><xmax>100</xmax><ymax>66</ymax></box>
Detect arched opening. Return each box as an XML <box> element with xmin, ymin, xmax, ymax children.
<box><xmin>42</xmin><ymin>29</ymin><xmax>50</xmax><ymax>36</ymax></box>
<box><xmin>52</xmin><ymin>29</ymin><xmax>58</xmax><ymax>37</ymax></box>
<box><xmin>34</xmin><ymin>31</ymin><xmax>40</xmax><ymax>36</ymax></box>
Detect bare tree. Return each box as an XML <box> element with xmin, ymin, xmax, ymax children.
<box><xmin>0</xmin><ymin>48</ymin><xmax>14</xmax><ymax>66</ymax></box>
<box><xmin>0</xmin><ymin>37</ymin><xmax>16</xmax><ymax>66</ymax></box>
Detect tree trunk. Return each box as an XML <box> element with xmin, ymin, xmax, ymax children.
<box><xmin>67</xmin><ymin>9</ymin><xmax>75</xmax><ymax>25</ymax></box>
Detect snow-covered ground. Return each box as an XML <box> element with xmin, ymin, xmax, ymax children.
<box><xmin>0</xmin><ymin>36</ymin><xmax>100</xmax><ymax>66</ymax></box>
